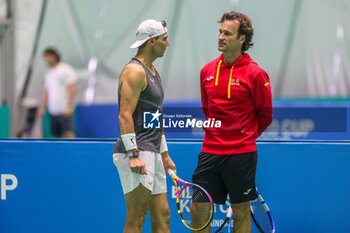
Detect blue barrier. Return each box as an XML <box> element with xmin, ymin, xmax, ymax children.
<box><xmin>75</xmin><ymin>104</ymin><xmax>119</xmax><ymax>138</ymax></box>
<box><xmin>74</xmin><ymin>101</ymin><xmax>350</xmax><ymax>140</ymax></box>
<box><xmin>0</xmin><ymin>140</ymin><xmax>350</xmax><ymax>233</ymax></box>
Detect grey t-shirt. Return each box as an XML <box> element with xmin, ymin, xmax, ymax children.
<box><xmin>113</xmin><ymin>58</ymin><xmax>164</xmax><ymax>154</ymax></box>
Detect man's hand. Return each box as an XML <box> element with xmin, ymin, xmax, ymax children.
<box><xmin>129</xmin><ymin>157</ymin><xmax>147</xmax><ymax>175</ymax></box>
<box><xmin>161</xmin><ymin>152</ymin><xmax>176</xmax><ymax>172</ymax></box>
<box><xmin>37</xmin><ymin>108</ymin><xmax>45</xmax><ymax>118</ymax></box>
<box><xmin>63</xmin><ymin>106</ymin><xmax>73</xmax><ymax>117</ymax></box>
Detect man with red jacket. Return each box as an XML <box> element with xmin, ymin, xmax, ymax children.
<box><xmin>192</xmin><ymin>11</ymin><xmax>273</xmax><ymax>233</ymax></box>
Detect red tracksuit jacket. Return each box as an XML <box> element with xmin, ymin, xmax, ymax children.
<box><xmin>200</xmin><ymin>53</ymin><xmax>273</xmax><ymax>155</ymax></box>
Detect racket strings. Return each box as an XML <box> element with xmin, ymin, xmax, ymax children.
<box><xmin>177</xmin><ymin>185</ymin><xmax>213</xmax><ymax>229</ymax></box>
<box><xmin>250</xmin><ymin>199</ymin><xmax>273</xmax><ymax>233</ymax></box>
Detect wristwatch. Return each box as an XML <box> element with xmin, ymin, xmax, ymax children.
<box><xmin>127</xmin><ymin>150</ymin><xmax>139</xmax><ymax>159</ymax></box>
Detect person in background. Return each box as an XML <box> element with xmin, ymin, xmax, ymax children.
<box><xmin>38</xmin><ymin>48</ymin><xmax>77</xmax><ymax>138</ymax></box>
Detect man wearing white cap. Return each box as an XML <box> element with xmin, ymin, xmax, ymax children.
<box><xmin>112</xmin><ymin>19</ymin><xmax>175</xmax><ymax>233</ymax></box>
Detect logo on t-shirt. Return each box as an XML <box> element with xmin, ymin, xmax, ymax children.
<box><xmin>148</xmin><ymin>76</ymin><xmax>155</xmax><ymax>83</ymax></box>
<box><xmin>231</xmin><ymin>78</ymin><xmax>240</xmax><ymax>86</ymax></box>
<box><xmin>206</xmin><ymin>76</ymin><xmax>214</xmax><ymax>81</ymax></box>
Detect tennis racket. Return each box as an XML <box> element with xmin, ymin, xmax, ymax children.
<box><xmin>215</xmin><ymin>205</ymin><xmax>233</xmax><ymax>233</ymax></box>
<box><xmin>216</xmin><ymin>188</ymin><xmax>275</xmax><ymax>233</ymax></box>
<box><xmin>167</xmin><ymin>169</ymin><xmax>214</xmax><ymax>231</ymax></box>
<box><xmin>250</xmin><ymin>189</ymin><xmax>276</xmax><ymax>233</ymax></box>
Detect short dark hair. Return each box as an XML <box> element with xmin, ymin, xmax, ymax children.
<box><xmin>43</xmin><ymin>47</ymin><xmax>61</xmax><ymax>62</ymax></box>
<box><xmin>219</xmin><ymin>11</ymin><xmax>254</xmax><ymax>52</ymax></box>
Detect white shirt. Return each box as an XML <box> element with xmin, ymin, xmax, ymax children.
<box><xmin>44</xmin><ymin>63</ymin><xmax>77</xmax><ymax>115</ymax></box>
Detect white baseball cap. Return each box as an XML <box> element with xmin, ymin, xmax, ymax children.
<box><xmin>130</xmin><ymin>19</ymin><xmax>168</xmax><ymax>49</ymax></box>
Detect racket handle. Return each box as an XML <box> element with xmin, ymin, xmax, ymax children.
<box><xmin>167</xmin><ymin>169</ymin><xmax>175</xmax><ymax>177</ymax></box>
<box><xmin>226</xmin><ymin>206</ymin><xmax>233</xmax><ymax>218</ymax></box>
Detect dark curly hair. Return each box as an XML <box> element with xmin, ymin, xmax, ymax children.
<box><xmin>43</xmin><ymin>47</ymin><xmax>61</xmax><ymax>62</ymax></box>
<box><xmin>219</xmin><ymin>11</ymin><xmax>254</xmax><ymax>52</ymax></box>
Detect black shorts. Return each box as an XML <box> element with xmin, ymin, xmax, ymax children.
<box><xmin>49</xmin><ymin>114</ymin><xmax>73</xmax><ymax>137</ymax></box>
<box><xmin>192</xmin><ymin>151</ymin><xmax>257</xmax><ymax>204</ymax></box>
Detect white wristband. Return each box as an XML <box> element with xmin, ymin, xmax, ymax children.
<box><xmin>121</xmin><ymin>133</ymin><xmax>137</xmax><ymax>151</ymax></box>
<box><xmin>160</xmin><ymin>134</ymin><xmax>168</xmax><ymax>153</ymax></box>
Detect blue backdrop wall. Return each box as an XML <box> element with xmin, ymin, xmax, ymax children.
<box><xmin>0</xmin><ymin>140</ymin><xmax>349</xmax><ymax>233</ymax></box>
<box><xmin>74</xmin><ymin>101</ymin><xmax>350</xmax><ymax>140</ymax></box>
